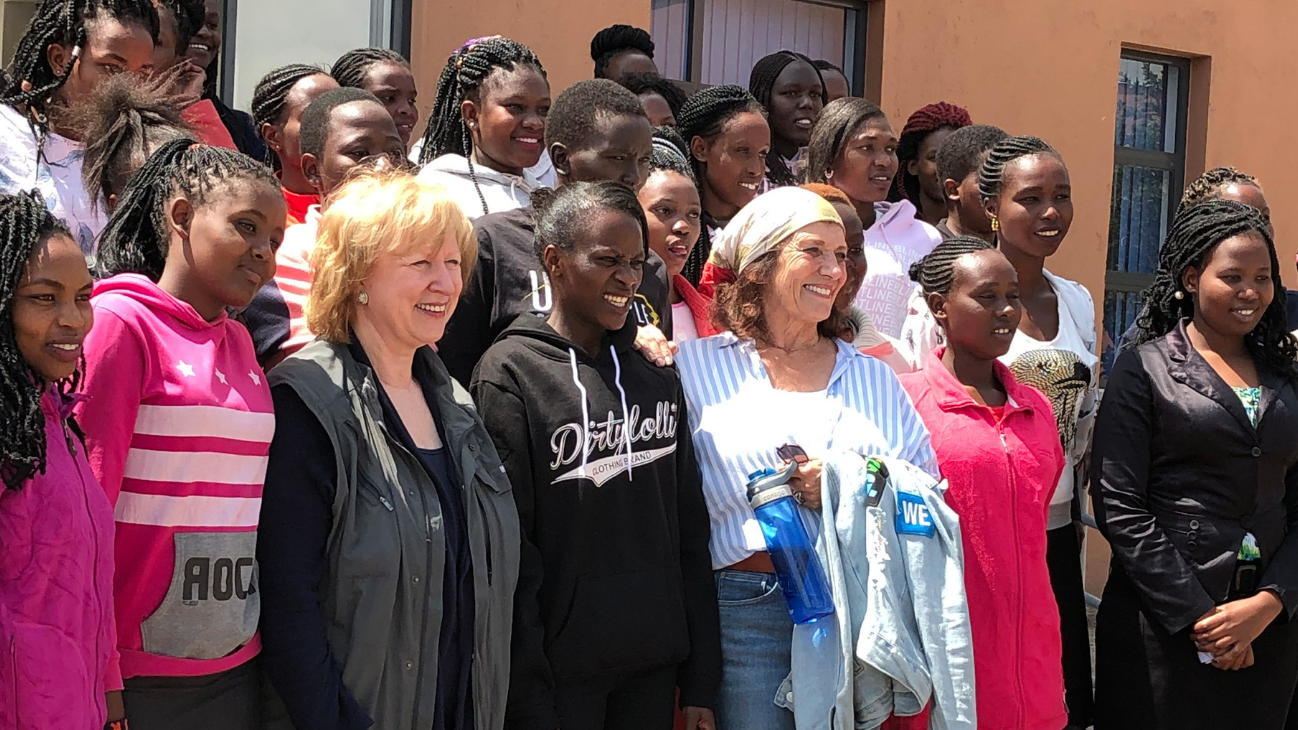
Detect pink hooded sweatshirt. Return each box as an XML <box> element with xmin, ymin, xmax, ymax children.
<box><xmin>899</xmin><ymin>349</ymin><xmax>1067</xmax><ymax>730</ymax></box>
<box><xmin>853</xmin><ymin>200</ymin><xmax>942</xmax><ymax>340</ymax></box>
<box><xmin>0</xmin><ymin>389</ymin><xmax>115</xmax><ymax>728</ymax></box>
<box><xmin>76</xmin><ymin>274</ymin><xmax>274</xmax><ymax>685</ymax></box>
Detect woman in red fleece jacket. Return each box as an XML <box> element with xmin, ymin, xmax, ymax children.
<box><xmin>896</xmin><ymin>236</ymin><xmax>1068</xmax><ymax>730</ymax></box>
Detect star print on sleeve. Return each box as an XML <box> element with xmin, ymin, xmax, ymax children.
<box><xmin>215</xmin><ymin>368</ymin><xmax>227</xmax><ymax>385</ymax></box>
<box><xmin>177</xmin><ymin>360</ymin><xmax>195</xmax><ymax>377</ymax></box>
<box><xmin>249</xmin><ymin>370</ymin><xmax>261</xmax><ymax>386</ymax></box>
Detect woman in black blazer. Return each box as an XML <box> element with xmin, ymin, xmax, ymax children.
<box><xmin>1093</xmin><ymin>199</ymin><xmax>1298</xmax><ymax>730</ymax></box>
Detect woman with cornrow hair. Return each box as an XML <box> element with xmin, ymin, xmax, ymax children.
<box><xmin>0</xmin><ymin>191</ymin><xmax>117</xmax><ymax>729</ymax></box>
<box><xmin>591</xmin><ymin>23</ymin><xmax>658</xmax><ymax>80</ymax></box>
<box><xmin>1093</xmin><ymin>199</ymin><xmax>1298</xmax><ymax>730</ymax></box>
<box><xmin>805</xmin><ymin>97</ymin><xmax>941</xmax><ymax>339</ymax></box>
<box><xmin>77</xmin><ymin>138</ymin><xmax>285</xmax><ymax>729</ymax></box>
<box><xmin>748</xmin><ymin>50</ymin><xmax>825</xmax><ymax>187</ymax></box>
<box><xmin>889</xmin><ymin>102</ymin><xmax>972</xmax><ymax>226</ymax></box>
<box><xmin>331</xmin><ymin>47</ymin><xmax>420</xmax><ymax>148</ymax></box>
<box><xmin>415</xmin><ymin>35</ymin><xmax>549</xmax><ymax>219</ymax></box>
<box><xmin>251</xmin><ymin>63</ymin><xmax>339</xmax><ymax>225</ymax></box>
<box><xmin>675</xmin><ymin>84</ymin><xmax>768</xmax><ymax>287</ymax></box>
<box><xmin>0</xmin><ymin>0</ymin><xmax>159</xmax><ymax>253</ymax></box>
<box><xmin>896</xmin><ymin>235</ymin><xmax>1068</xmax><ymax>730</ymax></box>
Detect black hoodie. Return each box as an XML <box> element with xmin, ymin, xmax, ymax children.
<box><xmin>440</xmin><ymin>206</ymin><xmax>673</xmax><ymax>386</ymax></box>
<box><xmin>471</xmin><ymin>315</ymin><xmax>719</xmax><ymax>729</ymax></box>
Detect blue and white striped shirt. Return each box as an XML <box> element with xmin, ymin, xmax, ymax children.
<box><xmin>677</xmin><ymin>333</ymin><xmax>938</xmax><ymax>569</ymax></box>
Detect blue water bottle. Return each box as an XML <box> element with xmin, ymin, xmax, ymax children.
<box><xmin>746</xmin><ymin>462</ymin><xmax>834</xmax><ymax>624</ymax></box>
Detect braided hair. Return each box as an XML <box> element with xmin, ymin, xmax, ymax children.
<box><xmin>590</xmin><ymin>24</ymin><xmax>654</xmax><ymax>79</ymax></box>
<box><xmin>978</xmin><ymin>135</ymin><xmax>1062</xmax><ymax>202</ymax></box>
<box><xmin>748</xmin><ymin>50</ymin><xmax>825</xmax><ymax>187</ymax></box>
<box><xmin>618</xmin><ymin>72</ymin><xmax>687</xmax><ymax>118</ymax></box>
<box><xmin>250</xmin><ymin>63</ymin><xmax>329</xmax><ymax>169</ymax></box>
<box><xmin>649</xmin><ymin>126</ymin><xmax>695</xmax><ymax>182</ymax></box>
<box><xmin>891</xmin><ymin>101</ymin><xmax>971</xmax><ymax>206</ymax></box>
<box><xmin>0</xmin><ymin>191</ymin><xmax>74</xmax><ymax>490</ymax></box>
<box><xmin>1</xmin><ymin>0</ymin><xmax>159</xmax><ymax>133</ymax></box>
<box><xmin>909</xmin><ymin>235</ymin><xmax>996</xmax><ymax>298</ymax></box>
<box><xmin>675</xmin><ymin>85</ymin><xmax>765</xmax><ymax>285</ymax></box>
<box><xmin>95</xmin><ymin>137</ymin><xmax>281</xmax><ymax>281</ymax></box>
<box><xmin>1131</xmin><ymin>200</ymin><xmax>1296</xmax><ymax>373</ymax></box>
<box><xmin>330</xmin><ymin>47</ymin><xmax>409</xmax><ymax>89</ymax></box>
<box><xmin>416</xmin><ymin>36</ymin><xmax>544</xmax><ymax>215</ymax></box>
<box><xmin>71</xmin><ymin>72</ymin><xmax>191</xmax><ymax>213</ymax></box>
<box><xmin>1178</xmin><ymin>166</ymin><xmax>1262</xmax><ymax>217</ymax></box>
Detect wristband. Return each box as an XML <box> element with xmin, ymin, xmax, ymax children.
<box><xmin>106</xmin><ymin>720</ymin><xmax>128</xmax><ymax>730</ymax></box>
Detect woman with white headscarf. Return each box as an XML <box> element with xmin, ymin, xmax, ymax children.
<box><xmin>675</xmin><ymin>187</ymin><xmax>938</xmax><ymax>730</ymax></box>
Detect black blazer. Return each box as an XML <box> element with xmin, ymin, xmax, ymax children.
<box><xmin>1093</xmin><ymin>319</ymin><xmax>1298</xmax><ymax>635</ymax></box>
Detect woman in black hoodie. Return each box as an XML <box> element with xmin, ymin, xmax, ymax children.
<box><xmin>472</xmin><ymin>181</ymin><xmax>720</xmax><ymax>730</ymax></box>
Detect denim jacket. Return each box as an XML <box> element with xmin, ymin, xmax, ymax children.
<box><xmin>780</xmin><ymin>452</ymin><xmax>976</xmax><ymax>730</ymax></box>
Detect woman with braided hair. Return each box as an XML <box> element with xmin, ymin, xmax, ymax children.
<box><xmin>0</xmin><ymin>191</ymin><xmax>117</xmax><ymax>729</ymax></box>
<box><xmin>76</xmin><ymin>138</ymin><xmax>285</xmax><ymax>729</ymax></box>
<box><xmin>591</xmin><ymin>23</ymin><xmax>659</xmax><ymax>80</ymax></box>
<box><xmin>185</xmin><ymin>0</ymin><xmax>265</xmax><ymax>159</ymax></box>
<box><xmin>896</xmin><ymin>236</ymin><xmax>1068</xmax><ymax>730</ymax></box>
<box><xmin>415</xmin><ymin>35</ymin><xmax>549</xmax><ymax>219</ymax></box>
<box><xmin>251</xmin><ymin>63</ymin><xmax>339</xmax><ymax>225</ymax></box>
<box><xmin>805</xmin><ymin>97</ymin><xmax>941</xmax><ymax>338</ymax></box>
<box><xmin>675</xmin><ymin>84</ymin><xmax>769</xmax><ymax>287</ymax></box>
<box><xmin>1092</xmin><ymin>200</ymin><xmax>1298</xmax><ymax>730</ymax></box>
<box><xmin>0</xmin><ymin>0</ymin><xmax>158</xmax><ymax>252</ymax></box>
<box><xmin>889</xmin><ymin>102</ymin><xmax>972</xmax><ymax>226</ymax></box>
<box><xmin>332</xmin><ymin>47</ymin><xmax>419</xmax><ymax>148</ymax></box>
<box><xmin>748</xmin><ymin>51</ymin><xmax>825</xmax><ymax>187</ymax></box>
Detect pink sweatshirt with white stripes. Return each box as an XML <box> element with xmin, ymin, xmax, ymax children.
<box><xmin>76</xmin><ymin>274</ymin><xmax>274</xmax><ymax>685</ymax></box>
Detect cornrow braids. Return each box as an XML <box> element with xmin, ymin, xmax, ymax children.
<box><xmin>909</xmin><ymin>234</ymin><xmax>995</xmax><ymax>297</ymax></box>
<box><xmin>417</xmin><ymin>35</ymin><xmax>544</xmax><ymax>216</ymax></box>
<box><xmin>71</xmin><ymin>72</ymin><xmax>191</xmax><ymax>213</ymax></box>
<box><xmin>590</xmin><ymin>24</ymin><xmax>654</xmax><ymax>79</ymax></box>
<box><xmin>331</xmin><ymin>47</ymin><xmax>408</xmax><ymax>89</ymax></box>
<box><xmin>618</xmin><ymin>72</ymin><xmax>687</xmax><ymax>117</ymax></box>
<box><xmin>891</xmin><ymin>101</ymin><xmax>971</xmax><ymax>205</ymax></box>
<box><xmin>649</xmin><ymin>126</ymin><xmax>694</xmax><ymax>182</ymax></box>
<box><xmin>0</xmin><ymin>191</ymin><xmax>72</xmax><ymax>490</ymax></box>
<box><xmin>748</xmin><ymin>50</ymin><xmax>825</xmax><ymax>186</ymax></box>
<box><xmin>978</xmin><ymin>135</ymin><xmax>1061</xmax><ymax>202</ymax></box>
<box><xmin>95</xmin><ymin>137</ymin><xmax>281</xmax><ymax>281</ymax></box>
<box><xmin>2</xmin><ymin>0</ymin><xmax>159</xmax><ymax>133</ymax></box>
<box><xmin>675</xmin><ymin>85</ymin><xmax>764</xmax><ymax>284</ymax></box>
<box><xmin>1178</xmin><ymin>166</ymin><xmax>1261</xmax><ymax>217</ymax></box>
<box><xmin>1133</xmin><ymin>198</ymin><xmax>1297</xmax><ymax>377</ymax></box>
<box><xmin>251</xmin><ymin>63</ymin><xmax>329</xmax><ymax>169</ymax></box>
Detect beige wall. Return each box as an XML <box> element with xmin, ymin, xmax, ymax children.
<box><xmin>875</xmin><ymin>0</ymin><xmax>1298</xmax><ymax>299</ymax></box>
<box><xmin>409</xmin><ymin>0</ymin><xmax>651</xmax><ymax>140</ymax></box>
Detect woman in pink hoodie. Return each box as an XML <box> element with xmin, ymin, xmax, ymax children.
<box><xmin>0</xmin><ymin>192</ymin><xmax>115</xmax><ymax>729</ymax></box>
<box><xmin>896</xmin><ymin>236</ymin><xmax>1067</xmax><ymax>730</ymax></box>
<box><xmin>77</xmin><ymin>139</ymin><xmax>285</xmax><ymax>729</ymax></box>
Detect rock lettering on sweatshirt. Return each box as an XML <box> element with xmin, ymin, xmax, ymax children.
<box><xmin>549</xmin><ymin>401</ymin><xmax>679</xmax><ymax>486</ymax></box>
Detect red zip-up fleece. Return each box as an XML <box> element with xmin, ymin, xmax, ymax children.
<box><xmin>899</xmin><ymin>348</ymin><xmax>1067</xmax><ymax>730</ymax></box>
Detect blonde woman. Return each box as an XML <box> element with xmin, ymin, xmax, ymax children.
<box><xmin>257</xmin><ymin>171</ymin><xmax>519</xmax><ymax>730</ymax></box>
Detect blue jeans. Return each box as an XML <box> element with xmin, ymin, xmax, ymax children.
<box><xmin>715</xmin><ymin>570</ymin><xmax>795</xmax><ymax>730</ymax></box>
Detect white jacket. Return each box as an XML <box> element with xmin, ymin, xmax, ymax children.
<box><xmin>416</xmin><ymin>153</ymin><xmax>540</xmax><ymax>220</ymax></box>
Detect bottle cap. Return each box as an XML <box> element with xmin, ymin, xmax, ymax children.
<box><xmin>746</xmin><ymin>461</ymin><xmax>800</xmax><ymax>508</ymax></box>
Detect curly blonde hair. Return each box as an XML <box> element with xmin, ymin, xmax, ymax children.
<box><xmin>307</xmin><ymin>170</ymin><xmax>477</xmax><ymax>343</ymax></box>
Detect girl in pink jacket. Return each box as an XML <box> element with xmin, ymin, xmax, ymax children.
<box><xmin>0</xmin><ymin>192</ymin><xmax>115</xmax><ymax>729</ymax></box>
<box><xmin>897</xmin><ymin>236</ymin><xmax>1067</xmax><ymax>730</ymax></box>
<box><xmin>77</xmin><ymin>139</ymin><xmax>285</xmax><ymax>729</ymax></box>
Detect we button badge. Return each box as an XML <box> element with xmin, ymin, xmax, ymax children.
<box><xmin>895</xmin><ymin>491</ymin><xmax>936</xmax><ymax>538</ymax></box>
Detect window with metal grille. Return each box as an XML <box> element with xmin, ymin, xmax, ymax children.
<box><xmin>1102</xmin><ymin>50</ymin><xmax>1191</xmax><ymax>373</ymax></box>
<box><xmin>650</xmin><ymin>0</ymin><xmax>867</xmax><ymax>93</ymax></box>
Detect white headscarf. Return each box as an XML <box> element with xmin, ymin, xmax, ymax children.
<box><xmin>706</xmin><ymin>187</ymin><xmax>843</xmax><ymax>276</ymax></box>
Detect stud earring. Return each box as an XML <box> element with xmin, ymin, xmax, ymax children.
<box><xmin>358</xmin><ymin>291</ymin><xmax>369</xmax><ymax>305</ymax></box>
<box><xmin>991</xmin><ymin>219</ymin><xmax>999</xmax><ymax>232</ymax></box>
<box><xmin>1174</xmin><ymin>290</ymin><xmax>1184</xmax><ymax>300</ymax></box>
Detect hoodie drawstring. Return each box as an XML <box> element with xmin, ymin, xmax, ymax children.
<box><xmin>610</xmin><ymin>346</ymin><xmax>634</xmax><ymax>481</ymax></box>
<box><xmin>568</xmin><ymin>348</ymin><xmax>591</xmax><ymax>478</ymax></box>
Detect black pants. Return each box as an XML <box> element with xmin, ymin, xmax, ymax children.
<box><xmin>1047</xmin><ymin>524</ymin><xmax>1094</xmax><ymax>727</ymax></box>
<box><xmin>123</xmin><ymin>657</ymin><xmax>262</xmax><ymax>730</ymax></box>
<box><xmin>555</xmin><ymin>665</ymin><xmax>678</xmax><ymax>730</ymax></box>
